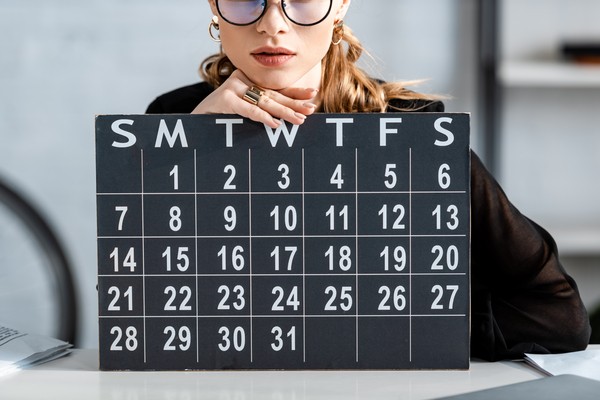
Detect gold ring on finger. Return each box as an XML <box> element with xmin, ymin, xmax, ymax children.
<box><xmin>243</xmin><ymin>86</ymin><xmax>266</xmax><ymax>106</ymax></box>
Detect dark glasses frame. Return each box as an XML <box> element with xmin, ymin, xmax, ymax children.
<box><xmin>216</xmin><ymin>0</ymin><xmax>334</xmax><ymax>27</ymax></box>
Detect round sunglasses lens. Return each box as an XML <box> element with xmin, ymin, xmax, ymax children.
<box><xmin>284</xmin><ymin>0</ymin><xmax>331</xmax><ymax>25</ymax></box>
<box><xmin>218</xmin><ymin>0</ymin><xmax>265</xmax><ymax>25</ymax></box>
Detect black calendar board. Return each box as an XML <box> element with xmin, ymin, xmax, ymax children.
<box><xmin>96</xmin><ymin>113</ymin><xmax>471</xmax><ymax>371</ymax></box>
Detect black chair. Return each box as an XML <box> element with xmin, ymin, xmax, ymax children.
<box><xmin>0</xmin><ymin>178</ymin><xmax>77</xmax><ymax>344</ymax></box>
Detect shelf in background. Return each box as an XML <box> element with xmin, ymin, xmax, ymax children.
<box><xmin>499</xmin><ymin>60</ymin><xmax>600</xmax><ymax>87</ymax></box>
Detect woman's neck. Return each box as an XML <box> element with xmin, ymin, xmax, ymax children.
<box><xmin>289</xmin><ymin>62</ymin><xmax>322</xmax><ymax>106</ymax></box>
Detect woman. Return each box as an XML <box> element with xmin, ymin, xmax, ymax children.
<box><xmin>147</xmin><ymin>0</ymin><xmax>591</xmax><ymax>361</ymax></box>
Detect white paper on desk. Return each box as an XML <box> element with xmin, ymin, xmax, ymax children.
<box><xmin>524</xmin><ymin>349</ymin><xmax>600</xmax><ymax>381</ymax></box>
<box><xmin>0</xmin><ymin>325</ymin><xmax>72</xmax><ymax>376</ymax></box>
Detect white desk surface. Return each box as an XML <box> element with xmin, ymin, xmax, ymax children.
<box><xmin>0</xmin><ymin>349</ymin><xmax>551</xmax><ymax>400</ymax></box>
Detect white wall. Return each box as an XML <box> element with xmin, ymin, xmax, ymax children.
<box><xmin>499</xmin><ymin>0</ymin><xmax>600</xmax><ymax>234</ymax></box>
<box><xmin>501</xmin><ymin>0</ymin><xmax>600</xmax><ymax>61</ymax></box>
<box><xmin>0</xmin><ymin>0</ymin><xmax>478</xmax><ymax>348</ymax></box>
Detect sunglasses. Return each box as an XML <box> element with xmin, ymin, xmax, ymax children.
<box><xmin>216</xmin><ymin>0</ymin><xmax>334</xmax><ymax>26</ymax></box>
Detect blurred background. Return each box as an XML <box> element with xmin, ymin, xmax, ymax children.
<box><xmin>0</xmin><ymin>0</ymin><xmax>599</xmax><ymax>348</ymax></box>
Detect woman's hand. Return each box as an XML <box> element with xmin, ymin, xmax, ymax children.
<box><xmin>191</xmin><ymin>70</ymin><xmax>318</xmax><ymax>129</ymax></box>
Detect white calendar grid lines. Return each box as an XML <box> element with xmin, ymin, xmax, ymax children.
<box><xmin>98</xmin><ymin>234</ymin><xmax>467</xmax><ymax>239</ymax></box>
<box><xmin>355</xmin><ymin>148</ymin><xmax>359</xmax><ymax>362</ymax></box>
<box><xmin>100</xmin><ymin>314</ymin><xmax>466</xmax><ymax>319</ymax></box>
<box><xmin>97</xmin><ymin>190</ymin><xmax>467</xmax><ymax>196</ymax></box>
<box><xmin>136</xmin><ymin>272</ymin><xmax>461</xmax><ymax>277</ymax></box>
<box><xmin>194</xmin><ymin>149</ymin><xmax>199</xmax><ymax>363</ymax></box>
<box><xmin>302</xmin><ymin>148</ymin><xmax>306</xmax><ymax>363</ymax></box>
<box><xmin>99</xmin><ymin>272</ymin><xmax>466</xmax><ymax>278</ymax></box>
<box><xmin>409</xmin><ymin>148</ymin><xmax>412</xmax><ymax>363</ymax></box>
<box><xmin>248</xmin><ymin>148</ymin><xmax>253</xmax><ymax>363</ymax></box>
<box><xmin>141</xmin><ymin>149</ymin><xmax>147</xmax><ymax>363</ymax></box>
<box><xmin>99</xmin><ymin>145</ymin><xmax>468</xmax><ymax>367</ymax></box>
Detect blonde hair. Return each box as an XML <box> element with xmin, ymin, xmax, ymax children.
<box><xmin>200</xmin><ymin>24</ymin><xmax>437</xmax><ymax>112</ymax></box>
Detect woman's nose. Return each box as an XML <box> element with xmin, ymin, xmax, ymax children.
<box><xmin>256</xmin><ymin>0</ymin><xmax>290</xmax><ymax>36</ymax></box>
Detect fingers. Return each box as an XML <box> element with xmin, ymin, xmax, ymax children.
<box><xmin>263</xmin><ymin>88</ymin><xmax>318</xmax><ymax>113</ymax></box>
<box><xmin>223</xmin><ymin>70</ymin><xmax>321</xmax><ymax>122</ymax></box>
<box><xmin>278</xmin><ymin>87</ymin><xmax>319</xmax><ymax>101</ymax></box>
<box><xmin>191</xmin><ymin>69</ymin><xmax>320</xmax><ymax>128</ymax></box>
<box><xmin>253</xmin><ymin>91</ymin><xmax>316</xmax><ymax>127</ymax></box>
<box><xmin>238</xmin><ymin>99</ymin><xmax>284</xmax><ymax>129</ymax></box>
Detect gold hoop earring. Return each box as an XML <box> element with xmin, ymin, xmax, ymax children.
<box><xmin>209</xmin><ymin>15</ymin><xmax>221</xmax><ymax>42</ymax></box>
<box><xmin>332</xmin><ymin>19</ymin><xmax>344</xmax><ymax>45</ymax></box>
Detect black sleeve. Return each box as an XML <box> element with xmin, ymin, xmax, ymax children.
<box><xmin>146</xmin><ymin>97</ymin><xmax>165</xmax><ymax>114</ymax></box>
<box><xmin>387</xmin><ymin>98</ymin><xmax>445</xmax><ymax>113</ymax></box>
<box><xmin>146</xmin><ymin>82</ymin><xmax>216</xmax><ymax>114</ymax></box>
<box><xmin>470</xmin><ymin>152</ymin><xmax>590</xmax><ymax>360</ymax></box>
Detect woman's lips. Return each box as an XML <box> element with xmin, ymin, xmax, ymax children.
<box><xmin>251</xmin><ymin>47</ymin><xmax>295</xmax><ymax>67</ymax></box>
